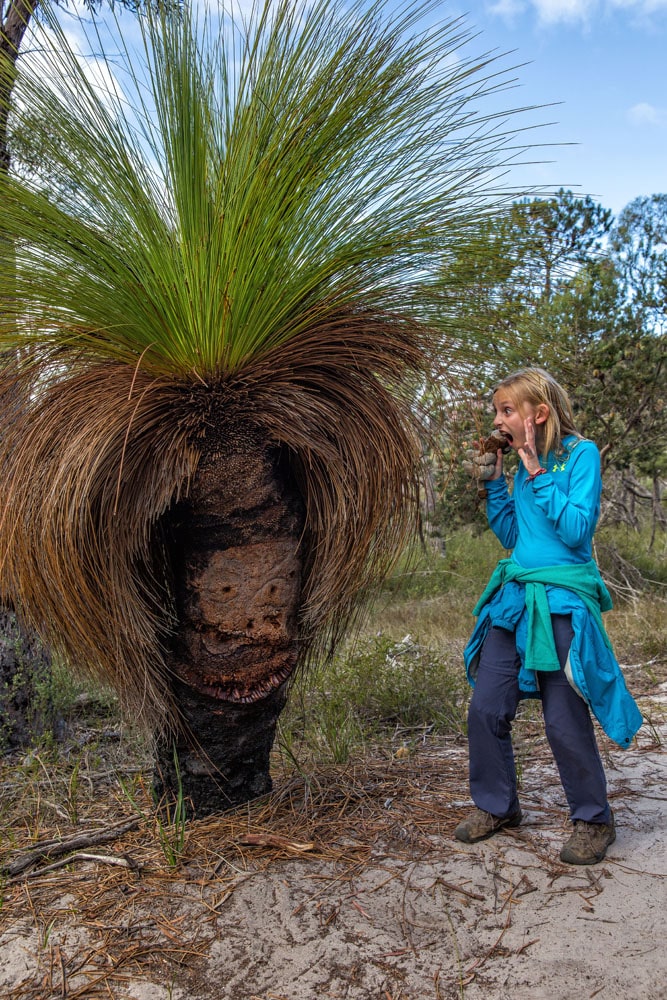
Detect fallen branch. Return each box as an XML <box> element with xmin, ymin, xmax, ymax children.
<box><xmin>3</xmin><ymin>816</ymin><xmax>142</xmax><ymax>877</ymax></box>
<box><xmin>235</xmin><ymin>832</ymin><xmax>314</xmax><ymax>852</ymax></box>
<box><xmin>13</xmin><ymin>851</ymin><xmax>140</xmax><ymax>881</ymax></box>
<box><xmin>436</xmin><ymin>876</ymin><xmax>485</xmax><ymax>902</ymax></box>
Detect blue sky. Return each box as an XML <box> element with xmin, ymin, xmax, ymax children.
<box><xmin>443</xmin><ymin>0</ymin><xmax>667</xmax><ymax>216</ymax></box>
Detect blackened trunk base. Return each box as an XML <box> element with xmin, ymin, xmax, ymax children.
<box><xmin>153</xmin><ymin>681</ymin><xmax>287</xmax><ymax>816</ymax></box>
<box><xmin>0</xmin><ymin>607</ymin><xmax>58</xmax><ymax>751</ymax></box>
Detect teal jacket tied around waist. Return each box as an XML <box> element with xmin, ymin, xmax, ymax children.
<box><xmin>473</xmin><ymin>559</ymin><xmax>613</xmax><ymax>672</ymax></box>
<box><xmin>464</xmin><ymin>558</ymin><xmax>643</xmax><ymax>748</ymax></box>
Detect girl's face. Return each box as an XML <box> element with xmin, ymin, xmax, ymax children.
<box><xmin>492</xmin><ymin>392</ymin><xmax>545</xmax><ymax>450</ymax></box>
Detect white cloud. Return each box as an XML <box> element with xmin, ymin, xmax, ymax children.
<box><xmin>487</xmin><ymin>0</ymin><xmax>529</xmax><ymax>17</ymax></box>
<box><xmin>531</xmin><ymin>0</ymin><xmax>597</xmax><ymax>24</ymax></box>
<box><xmin>628</xmin><ymin>102</ymin><xmax>667</xmax><ymax>125</ymax></box>
<box><xmin>20</xmin><ymin>21</ymin><xmax>127</xmax><ymax>114</ymax></box>
<box><xmin>609</xmin><ymin>0</ymin><xmax>667</xmax><ymax>12</ymax></box>
<box><xmin>489</xmin><ymin>0</ymin><xmax>667</xmax><ymax>24</ymax></box>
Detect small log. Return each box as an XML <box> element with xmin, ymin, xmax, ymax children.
<box><xmin>3</xmin><ymin>816</ymin><xmax>141</xmax><ymax>877</ymax></box>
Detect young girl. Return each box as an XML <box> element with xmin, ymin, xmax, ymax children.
<box><xmin>457</xmin><ymin>368</ymin><xmax>642</xmax><ymax>865</ymax></box>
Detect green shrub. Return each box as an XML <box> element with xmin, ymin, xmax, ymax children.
<box><xmin>282</xmin><ymin>632</ymin><xmax>471</xmax><ymax>763</ymax></box>
<box><xmin>380</xmin><ymin>528</ymin><xmax>505</xmax><ymax>601</ymax></box>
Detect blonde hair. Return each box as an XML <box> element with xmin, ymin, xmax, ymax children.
<box><xmin>493</xmin><ymin>368</ymin><xmax>580</xmax><ymax>460</ymax></box>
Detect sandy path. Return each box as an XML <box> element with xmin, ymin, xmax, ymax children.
<box><xmin>171</xmin><ymin>727</ymin><xmax>666</xmax><ymax>1000</ymax></box>
<box><xmin>1</xmin><ymin>697</ymin><xmax>665</xmax><ymax>1000</ymax></box>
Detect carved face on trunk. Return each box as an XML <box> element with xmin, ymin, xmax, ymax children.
<box><xmin>175</xmin><ymin>539</ymin><xmax>302</xmax><ymax>703</ymax></box>
<box><xmin>165</xmin><ymin>440</ymin><xmax>306</xmax><ymax>706</ymax></box>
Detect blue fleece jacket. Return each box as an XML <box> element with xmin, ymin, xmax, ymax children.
<box><xmin>464</xmin><ymin>436</ymin><xmax>643</xmax><ymax>748</ymax></box>
<box><xmin>487</xmin><ymin>436</ymin><xmax>600</xmax><ymax>565</ymax></box>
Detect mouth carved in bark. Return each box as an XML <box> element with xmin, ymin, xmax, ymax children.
<box><xmin>173</xmin><ymin>539</ymin><xmax>301</xmax><ymax>704</ymax></box>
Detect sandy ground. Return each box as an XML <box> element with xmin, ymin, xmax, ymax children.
<box><xmin>191</xmin><ymin>744</ymin><xmax>667</xmax><ymax>1000</ymax></box>
<box><xmin>1</xmin><ymin>690</ymin><xmax>666</xmax><ymax>1000</ymax></box>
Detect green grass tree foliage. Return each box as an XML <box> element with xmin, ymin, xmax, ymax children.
<box><xmin>0</xmin><ymin>0</ymin><xmax>537</xmax><ymax>813</ymax></box>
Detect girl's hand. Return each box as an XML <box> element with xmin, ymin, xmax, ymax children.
<box><xmin>517</xmin><ymin>417</ymin><xmax>543</xmax><ymax>476</ymax></box>
<box><xmin>462</xmin><ymin>440</ymin><xmax>504</xmax><ymax>482</ymax></box>
<box><xmin>489</xmin><ymin>446</ymin><xmax>504</xmax><ymax>480</ymax></box>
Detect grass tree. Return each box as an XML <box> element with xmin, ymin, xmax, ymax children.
<box><xmin>0</xmin><ymin>0</ymin><xmax>534</xmax><ymax>814</ymax></box>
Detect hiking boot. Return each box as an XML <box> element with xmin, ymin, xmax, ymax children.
<box><xmin>559</xmin><ymin>812</ymin><xmax>616</xmax><ymax>865</ymax></box>
<box><xmin>454</xmin><ymin>807</ymin><xmax>522</xmax><ymax>844</ymax></box>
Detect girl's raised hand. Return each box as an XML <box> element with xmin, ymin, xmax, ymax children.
<box><xmin>517</xmin><ymin>416</ymin><xmax>543</xmax><ymax>476</ymax></box>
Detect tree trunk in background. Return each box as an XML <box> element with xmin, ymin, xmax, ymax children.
<box><xmin>154</xmin><ymin>436</ymin><xmax>306</xmax><ymax>816</ymax></box>
<box><xmin>1</xmin><ymin>0</ymin><xmax>39</xmax><ymax>171</ymax></box>
<box><xmin>0</xmin><ymin>2</ymin><xmax>53</xmax><ymax>754</ymax></box>
<box><xmin>0</xmin><ymin>606</ymin><xmax>57</xmax><ymax>751</ymax></box>
<box><xmin>649</xmin><ymin>474</ymin><xmax>666</xmax><ymax>551</ymax></box>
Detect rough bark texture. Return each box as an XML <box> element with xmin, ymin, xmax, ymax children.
<box><xmin>154</xmin><ymin>435</ymin><xmax>306</xmax><ymax>816</ymax></box>
<box><xmin>0</xmin><ymin>606</ymin><xmax>57</xmax><ymax>751</ymax></box>
<box><xmin>1</xmin><ymin>0</ymin><xmax>39</xmax><ymax>171</ymax></box>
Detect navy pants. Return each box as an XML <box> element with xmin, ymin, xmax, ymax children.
<box><xmin>467</xmin><ymin>614</ymin><xmax>611</xmax><ymax>824</ymax></box>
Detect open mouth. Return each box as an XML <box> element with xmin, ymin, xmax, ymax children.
<box><xmin>489</xmin><ymin>430</ymin><xmax>513</xmax><ymax>452</ymax></box>
<box><xmin>208</xmin><ymin>662</ymin><xmax>295</xmax><ymax>704</ymax></box>
<box><xmin>177</xmin><ymin>653</ymin><xmax>296</xmax><ymax>704</ymax></box>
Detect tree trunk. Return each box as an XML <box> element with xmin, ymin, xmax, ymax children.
<box><xmin>154</xmin><ymin>434</ymin><xmax>306</xmax><ymax>816</ymax></box>
<box><xmin>0</xmin><ymin>1</ymin><xmax>51</xmax><ymax>754</ymax></box>
<box><xmin>649</xmin><ymin>474</ymin><xmax>666</xmax><ymax>551</ymax></box>
<box><xmin>1</xmin><ymin>0</ymin><xmax>39</xmax><ymax>171</ymax></box>
<box><xmin>0</xmin><ymin>606</ymin><xmax>58</xmax><ymax>751</ymax></box>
